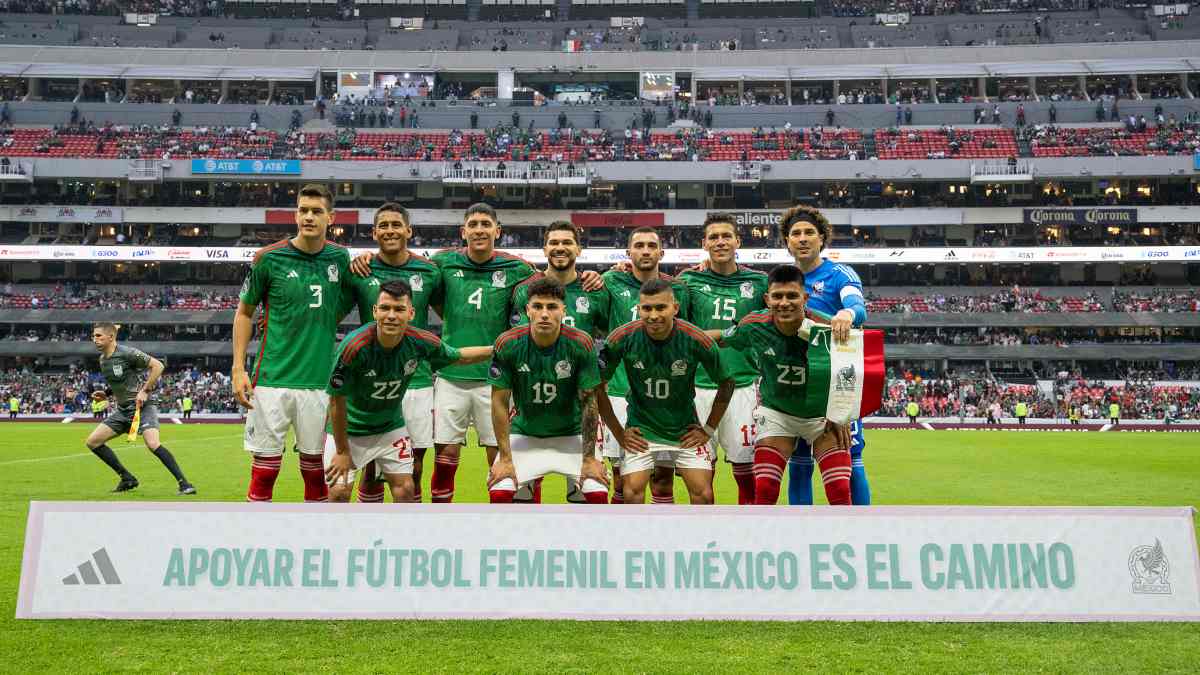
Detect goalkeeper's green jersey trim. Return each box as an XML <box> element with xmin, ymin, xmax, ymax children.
<box><xmin>678</xmin><ymin>266</ymin><xmax>768</xmax><ymax>389</ymax></box>
<box><xmin>600</xmin><ymin>269</ymin><xmax>691</xmax><ymax>398</ymax></box>
<box><xmin>488</xmin><ymin>324</ymin><xmax>601</xmax><ymax>438</ymax></box>
<box><xmin>239</xmin><ymin>239</ymin><xmax>351</xmax><ymax>390</ymax></box>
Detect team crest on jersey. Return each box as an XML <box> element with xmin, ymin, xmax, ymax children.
<box><xmin>555</xmin><ymin>360</ymin><xmax>572</xmax><ymax>379</ymax></box>
<box><xmin>409</xmin><ymin>274</ymin><xmax>423</xmax><ymax>292</ymax></box>
<box><xmin>327</xmin><ymin>265</ymin><xmax>339</xmax><ymax>283</ymax></box>
<box><xmin>111</xmin><ymin>364</ymin><xmax>123</xmax><ymax>378</ymax></box>
<box><xmin>491</xmin><ymin>271</ymin><xmax>506</xmax><ymax>288</ymax></box>
<box><xmin>404</xmin><ymin>360</ymin><xmax>418</xmax><ymax>376</ymax></box>
<box><xmin>671</xmin><ymin>359</ymin><xmax>688</xmax><ymax>376</ymax></box>
<box><xmin>575</xmin><ymin>296</ymin><xmax>590</xmax><ymax>314</ymax></box>
<box><xmin>812</xmin><ymin>281</ymin><xmax>825</xmax><ymax>295</ymax></box>
<box><xmin>740</xmin><ymin>282</ymin><xmax>754</xmax><ymax>299</ymax></box>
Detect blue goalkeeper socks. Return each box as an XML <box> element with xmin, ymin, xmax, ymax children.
<box><xmin>850</xmin><ymin>461</ymin><xmax>871</xmax><ymax>505</ymax></box>
<box><xmin>787</xmin><ymin>453</ymin><xmax>814</xmax><ymax>505</ymax></box>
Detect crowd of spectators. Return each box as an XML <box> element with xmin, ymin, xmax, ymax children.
<box><xmin>0</xmin><ymin>366</ymin><xmax>236</xmax><ymax>415</ymax></box>
<box><xmin>867</xmin><ymin>288</ymin><xmax>1111</xmax><ymax>314</ymax></box>
<box><xmin>888</xmin><ymin>326</ymin><xmax>1197</xmax><ymax>346</ymax></box>
<box><xmin>0</xmin><ymin>283</ymin><xmax>240</xmax><ymax>310</ymax></box>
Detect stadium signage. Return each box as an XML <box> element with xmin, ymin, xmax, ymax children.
<box><xmin>11</xmin><ymin>206</ymin><xmax>124</xmax><ymax>223</ymax></box>
<box><xmin>1023</xmin><ymin>208</ymin><xmax>1138</xmax><ymax>226</ymax></box>
<box><xmin>16</xmin><ymin>503</ymin><xmax>1200</xmax><ymax>621</ymax></box>
<box><xmin>190</xmin><ymin>160</ymin><xmax>303</xmax><ymax>176</ymax></box>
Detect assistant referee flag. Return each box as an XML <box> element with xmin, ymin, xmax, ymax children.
<box><xmin>799</xmin><ymin>320</ymin><xmax>885</xmax><ymax>424</ymax></box>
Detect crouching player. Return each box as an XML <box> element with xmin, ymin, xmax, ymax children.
<box><xmin>324</xmin><ymin>280</ymin><xmax>491</xmax><ymax>502</ymax></box>
<box><xmin>715</xmin><ymin>265</ymin><xmax>852</xmax><ymax>505</ymax></box>
<box><xmin>487</xmin><ymin>278</ymin><xmax>609</xmax><ymax>504</ymax></box>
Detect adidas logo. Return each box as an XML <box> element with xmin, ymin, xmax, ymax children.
<box><xmin>287</xmin><ymin>270</ymin><xmax>299</xmax><ymax>279</ymax></box>
<box><xmin>453</xmin><ymin>270</ymin><xmax>464</xmax><ymax>277</ymax></box>
<box><xmin>62</xmin><ymin>548</ymin><xmax>121</xmax><ymax>586</ymax></box>
<box><xmin>701</xmin><ymin>285</ymin><xmax>712</xmax><ymax>292</ymax></box>
<box><xmin>632</xmin><ymin>361</ymin><xmax>645</xmax><ymax>370</ymax></box>
<box><xmin>764</xmin><ymin>347</ymin><xmax>776</xmax><ymax>356</ymax></box>
<box><xmin>364</xmin><ymin>369</ymin><xmax>376</xmax><ymax>377</ymax></box>
<box><xmin>518</xmin><ymin>364</ymin><xmax>531</xmax><ymax>372</ymax></box>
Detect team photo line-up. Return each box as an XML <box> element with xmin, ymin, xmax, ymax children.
<box><xmin>88</xmin><ymin>182</ymin><xmax>873</xmax><ymax>506</ymax></box>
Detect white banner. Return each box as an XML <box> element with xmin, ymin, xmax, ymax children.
<box><xmin>11</xmin><ymin>206</ymin><xmax>124</xmax><ymax>223</ymax></box>
<box><xmin>0</xmin><ymin>245</ymin><xmax>1196</xmax><ymax>265</ymax></box>
<box><xmin>17</xmin><ymin>503</ymin><xmax>1200</xmax><ymax>621</ymax></box>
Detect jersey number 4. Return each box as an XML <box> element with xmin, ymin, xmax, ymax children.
<box><xmin>371</xmin><ymin>380</ymin><xmax>404</xmax><ymax>400</ymax></box>
<box><xmin>468</xmin><ymin>287</ymin><xmax>484</xmax><ymax>310</ymax></box>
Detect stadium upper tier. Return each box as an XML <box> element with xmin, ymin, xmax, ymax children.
<box><xmin>0</xmin><ymin>6</ymin><xmax>1197</xmax><ymax>51</ymax></box>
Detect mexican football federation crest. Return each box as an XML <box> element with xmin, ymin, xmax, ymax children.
<box><xmin>575</xmin><ymin>296</ymin><xmax>590</xmax><ymax>314</ymax></box>
<box><xmin>409</xmin><ymin>274</ymin><xmax>423</xmax><ymax>293</ymax></box>
<box><xmin>555</xmin><ymin>360</ymin><xmax>573</xmax><ymax>379</ymax></box>
<box><xmin>492</xmin><ymin>270</ymin><xmax>506</xmax><ymax>288</ymax></box>
<box><xmin>670</xmin><ymin>359</ymin><xmax>688</xmax><ymax>377</ymax></box>
<box><xmin>740</xmin><ymin>282</ymin><xmax>754</xmax><ymax>299</ymax></box>
<box><xmin>1129</xmin><ymin>539</ymin><xmax>1171</xmax><ymax>594</ymax></box>
<box><xmin>327</xmin><ymin>264</ymin><xmax>339</xmax><ymax>283</ymax></box>
<box><xmin>404</xmin><ymin>359</ymin><xmax>418</xmax><ymax>376</ymax></box>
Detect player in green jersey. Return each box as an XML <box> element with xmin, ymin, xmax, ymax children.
<box><xmin>86</xmin><ymin>322</ymin><xmax>195</xmax><ymax>495</ymax></box>
<box><xmin>600</xmin><ymin>227</ymin><xmax>690</xmax><ymax>505</ymax></box>
<box><xmin>510</xmin><ymin>221</ymin><xmax>611</xmax><ymax>504</ymax></box>
<box><xmin>325</xmin><ymin>280</ymin><xmax>492</xmax><ymax>503</ymax></box>
<box><xmin>234</xmin><ymin>183</ymin><xmax>353</xmax><ymax>503</ymax></box>
<box><xmin>678</xmin><ymin>213</ymin><xmax>769</xmax><ymax>505</ymax></box>
<box><xmin>487</xmin><ymin>278</ymin><xmax>609</xmax><ymax>504</ymax></box>
<box><xmin>338</xmin><ymin>202</ymin><xmax>443</xmax><ymax>504</ymax></box>
<box><xmin>598</xmin><ymin>278</ymin><xmax>733</xmax><ymax>505</ymax></box>
<box><xmin>714</xmin><ymin>265</ymin><xmax>852</xmax><ymax>506</ymax></box>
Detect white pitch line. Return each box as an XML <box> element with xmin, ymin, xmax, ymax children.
<box><xmin>0</xmin><ymin>433</ymin><xmax>242</xmax><ymax>466</ymax></box>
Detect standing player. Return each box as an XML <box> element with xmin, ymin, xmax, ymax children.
<box><xmin>325</xmin><ymin>281</ymin><xmax>491</xmax><ymax>502</ymax></box>
<box><xmin>779</xmin><ymin>206</ymin><xmax>871</xmax><ymax>506</ymax></box>
<box><xmin>233</xmin><ymin>183</ymin><xmax>351</xmax><ymax>503</ymax></box>
<box><xmin>598</xmin><ymin>278</ymin><xmax>732</xmax><ymax>505</ymax></box>
<box><xmin>511</xmin><ymin>220</ymin><xmax>611</xmax><ymax>503</ymax></box>
<box><xmin>678</xmin><ymin>213</ymin><xmax>768</xmax><ymax>504</ymax></box>
<box><xmin>86</xmin><ymin>323</ymin><xmax>195</xmax><ymax>494</ymax></box>
<box><xmin>601</xmin><ymin>227</ymin><xmax>690</xmax><ymax>504</ymax></box>
<box><xmin>339</xmin><ymin>202</ymin><xmax>442</xmax><ymax>504</ymax></box>
<box><xmin>488</xmin><ymin>278</ymin><xmax>609</xmax><ymax>504</ymax></box>
<box><xmin>428</xmin><ymin>204</ymin><xmax>536</xmax><ymax>503</ymax></box>
<box><xmin>715</xmin><ymin>265</ymin><xmax>852</xmax><ymax>505</ymax></box>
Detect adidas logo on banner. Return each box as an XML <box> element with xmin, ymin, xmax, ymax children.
<box><xmin>62</xmin><ymin>548</ymin><xmax>121</xmax><ymax>586</ymax></box>
<box><xmin>287</xmin><ymin>270</ymin><xmax>299</xmax><ymax>279</ymax></box>
<box><xmin>518</xmin><ymin>364</ymin><xmax>531</xmax><ymax>372</ymax></box>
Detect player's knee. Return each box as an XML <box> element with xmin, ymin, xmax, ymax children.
<box><xmin>328</xmin><ymin>484</ymin><xmax>352</xmax><ymax>502</ymax></box>
<box><xmin>436</xmin><ymin>443</ymin><xmax>461</xmax><ymax>460</ymax></box>
<box><xmin>389</xmin><ymin>483</ymin><xmax>413</xmax><ymax>503</ymax></box>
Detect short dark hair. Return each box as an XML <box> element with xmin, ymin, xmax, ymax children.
<box><xmin>298</xmin><ymin>183</ymin><xmax>334</xmax><ymax>211</ymax></box>
<box><xmin>375</xmin><ymin>202</ymin><xmax>409</xmax><ymax>226</ymax></box>
<box><xmin>464</xmin><ymin>202</ymin><xmax>498</xmax><ymax>223</ymax></box>
<box><xmin>543</xmin><ymin>220</ymin><xmax>582</xmax><ymax>247</ymax></box>
<box><xmin>639</xmin><ymin>278</ymin><xmax>674</xmax><ymax>297</ymax></box>
<box><xmin>702</xmin><ymin>212</ymin><xmax>739</xmax><ymax>238</ymax></box>
<box><xmin>779</xmin><ymin>205</ymin><xmax>833</xmax><ymax>251</ymax></box>
<box><xmin>526</xmin><ymin>277</ymin><xmax>565</xmax><ymax>302</ymax></box>
<box><xmin>627</xmin><ymin>226</ymin><xmax>660</xmax><ymax>247</ymax></box>
<box><xmin>93</xmin><ymin>322</ymin><xmax>117</xmax><ymax>336</ymax></box>
<box><xmin>378</xmin><ymin>280</ymin><xmax>413</xmax><ymax>303</ymax></box>
<box><xmin>768</xmin><ymin>264</ymin><xmax>805</xmax><ymax>287</ymax></box>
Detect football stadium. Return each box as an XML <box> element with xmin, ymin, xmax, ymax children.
<box><xmin>1</xmin><ymin>0</ymin><xmax>1199</xmax><ymax>669</ymax></box>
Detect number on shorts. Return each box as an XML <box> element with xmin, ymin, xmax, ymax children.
<box><xmin>468</xmin><ymin>287</ymin><xmax>483</xmax><ymax>309</ymax></box>
<box><xmin>371</xmin><ymin>380</ymin><xmax>404</xmax><ymax>400</ymax></box>
<box><xmin>740</xmin><ymin>423</ymin><xmax>757</xmax><ymax>447</ymax></box>
<box><xmin>392</xmin><ymin>436</ymin><xmax>411</xmax><ymax>458</ymax></box>
<box><xmin>775</xmin><ymin>364</ymin><xmax>807</xmax><ymax>386</ymax></box>
<box><xmin>309</xmin><ymin>284</ymin><xmax>323</xmax><ymax>308</ymax></box>
<box><xmin>643</xmin><ymin>378</ymin><xmax>669</xmax><ymax>399</ymax></box>
<box><xmin>532</xmin><ymin>382</ymin><xmax>557</xmax><ymax>404</ymax></box>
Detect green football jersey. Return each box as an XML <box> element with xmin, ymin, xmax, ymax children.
<box><xmin>511</xmin><ymin>272</ymin><xmax>611</xmax><ymax>335</ymax></box>
<box><xmin>600</xmin><ymin>270</ymin><xmax>691</xmax><ymax>398</ymax></box>
<box><xmin>488</xmin><ymin>324</ymin><xmax>601</xmax><ymax>438</ymax></box>
<box><xmin>599</xmin><ymin>318</ymin><xmax>727</xmax><ymax>446</ymax></box>
<box><xmin>98</xmin><ymin>344</ymin><xmax>153</xmax><ymax>410</ymax></box>
<box><xmin>433</xmin><ymin>248</ymin><xmax>534</xmax><ymax>382</ymax></box>
<box><xmin>678</xmin><ymin>266</ymin><xmax>768</xmax><ymax>389</ymax></box>
<box><xmin>345</xmin><ymin>253</ymin><xmax>443</xmax><ymax>389</ymax></box>
<box><xmin>326</xmin><ymin>323</ymin><xmax>461</xmax><ymax>436</ymax></box>
<box><xmin>720</xmin><ymin>310</ymin><xmax>811</xmax><ymax>418</ymax></box>
<box><xmin>240</xmin><ymin>239</ymin><xmax>352</xmax><ymax>389</ymax></box>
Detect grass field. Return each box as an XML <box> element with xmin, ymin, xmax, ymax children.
<box><xmin>1</xmin><ymin>422</ymin><xmax>1198</xmax><ymax>673</ymax></box>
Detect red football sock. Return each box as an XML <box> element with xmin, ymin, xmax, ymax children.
<box><xmin>532</xmin><ymin>477</ymin><xmax>543</xmax><ymax>504</ymax></box>
<box><xmin>489</xmin><ymin>481</ymin><xmax>515</xmax><ymax>503</ymax></box>
<box><xmin>430</xmin><ymin>453</ymin><xmax>459</xmax><ymax>503</ymax></box>
<box><xmin>584</xmin><ymin>490</ymin><xmax>608</xmax><ymax>504</ymax></box>
<box><xmin>247</xmin><ymin>454</ymin><xmax>282</xmax><ymax>502</ymax></box>
<box><xmin>298</xmin><ymin>454</ymin><xmax>328</xmax><ymax>503</ymax></box>
<box><xmin>357</xmin><ymin>480</ymin><xmax>386</xmax><ymax>503</ymax></box>
<box><xmin>753</xmin><ymin>444</ymin><xmax>787</xmax><ymax>505</ymax></box>
<box><xmin>651</xmin><ymin>491</ymin><xmax>674</xmax><ymax>504</ymax></box>
<box><xmin>815</xmin><ymin>445</ymin><xmax>852</xmax><ymax>506</ymax></box>
<box><xmin>731</xmin><ymin>462</ymin><xmax>756</xmax><ymax>505</ymax></box>
<box><xmin>610</xmin><ymin>489</ymin><xmax>624</xmax><ymax>505</ymax></box>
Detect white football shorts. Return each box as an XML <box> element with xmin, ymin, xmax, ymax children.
<box><xmin>694</xmin><ymin>384</ymin><xmax>758</xmax><ymax>464</ymax></box>
<box><xmin>243</xmin><ymin>386</ymin><xmax>328</xmax><ymax>456</ymax></box>
<box><xmin>433</xmin><ymin>378</ymin><xmax>497</xmax><ymax>446</ymax></box>
<box><xmin>323</xmin><ymin>426</ymin><xmax>413</xmax><ymax>485</ymax></box>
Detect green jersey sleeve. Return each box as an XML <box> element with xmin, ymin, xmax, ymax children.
<box><xmin>238</xmin><ymin>257</ymin><xmax>269</xmax><ymax>307</ymax></box>
<box><xmin>694</xmin><ymin>331</ymin><xmax>727</xmax><ymax>385</ymax></box>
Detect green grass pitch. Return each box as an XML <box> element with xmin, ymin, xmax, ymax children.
<box><xmin>0</xmin><ymin>422</ymin><xmax>1197</xmax><ymax>673</ymax></box>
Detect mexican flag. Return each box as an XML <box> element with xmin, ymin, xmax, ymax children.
<box><xmin>798</xmin><ymin>319</ymin><xmax>886</xmax><ymax>424</ymax></box>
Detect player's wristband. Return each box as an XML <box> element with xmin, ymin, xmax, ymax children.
<box><xmin>702</xmin><ymin>423</ymin><xmax>717</xmax><ymax>438</ymax></box>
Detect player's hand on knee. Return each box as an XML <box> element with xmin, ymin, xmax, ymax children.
<box><xmin>350</xmin><ymin>251</ymin><xmax>375</xmax><ymax>276</ymax></box>
<box><xmin>579</xmin><ymin>270</ymin><xmax>604</xmax><ymax>292</ymax></box>
<box><xmin>678</xmin><ymin>424</ymin><xmax>710</xmax><ymax>449</ymax></box>
<box><xmin>581</xmin><ymin>456</ymin><xmax>609</xmax><ymax>486</ymax></box>
<box><xmin>325</xmin><ymin>453</ymin><xmax>354</xmax><ymax>484</ymax></box>
<box><xmin>621</xmin><ymin>427</ymin><xmax>649</xmax><ymax>453</ymax></box>
<box><xmin>232</xmin><ymin>371</ymin><xmax>254</xmax><ymax>409</ymax></box>
<box><xmin>488</xmin><ymin>457</ymin><xmax>516</xmax><ymax>488</ymax></box>
<box><xmin>824</xmin><ymin>420</ymin><xmax>851</xmax><ymax>452</ymax></box>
